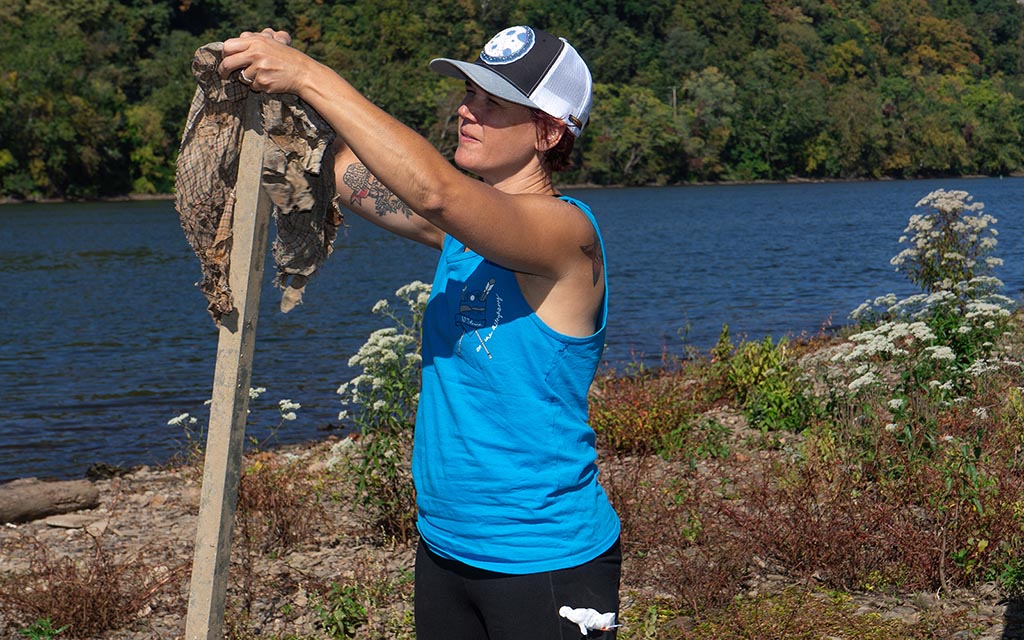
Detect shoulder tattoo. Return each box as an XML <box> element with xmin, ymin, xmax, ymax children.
<box><xmin>580</xmin><ymin>234</ymin><xmax>604</xmax><ymax>287</ymax></box>
<box><xmin>342</xmin><ymin>163</ymin><xmax>413</xmax><ymax>219</ymax></box>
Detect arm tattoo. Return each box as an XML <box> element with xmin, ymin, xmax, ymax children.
<box><xmin>580</xmin><ymin>234</ymin><xmax>604</xmax><ymax>286</ymax></box>
<box><xmin>342</xmin><ymin>162</ymin><xmax>414</xmax><ymax>219</ymax></box>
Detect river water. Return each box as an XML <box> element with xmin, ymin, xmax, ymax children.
<box><xmin>1</xmin><ymin>178</ymin><xmax>1021</xmax><ymax>480</ymax></box>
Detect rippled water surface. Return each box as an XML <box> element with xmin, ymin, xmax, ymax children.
<box><xmin>2</xmin><ymin>178</ymin><xmax>1021</xmax><ymax>480</ymax></box>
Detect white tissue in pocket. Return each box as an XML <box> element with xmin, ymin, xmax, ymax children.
<box><xmin>558</xmin><ymin>605</ymin><xmax>619</xmax><ymax>636</ymax></box>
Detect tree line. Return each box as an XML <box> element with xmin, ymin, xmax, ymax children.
<box><xmin>2</xmin><ymin>0</ymin><xmax>1023</xmax><ymax>200</ymax></box>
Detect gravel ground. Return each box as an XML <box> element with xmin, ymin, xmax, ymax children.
<box><xmin>1</xmin><ymin>433</ymin><xmax>1021</xmax><ymax>639</ymax></box>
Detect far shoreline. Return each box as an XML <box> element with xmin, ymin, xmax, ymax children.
<box><xmin>2</xmin><ymin>172</ymin><xmax>1021</xmax><ymax>207</ymax></box>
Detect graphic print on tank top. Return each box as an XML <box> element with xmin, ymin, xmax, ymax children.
<box><xmin>455</xmin><ymin>277</ymin><xmax>501</xmax><ymax>359</ymax></box>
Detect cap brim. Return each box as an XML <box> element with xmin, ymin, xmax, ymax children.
<box><xmin>429</xmin><ymin>58</ymin><xmax>542</xmax><ymax>110</ymax></box>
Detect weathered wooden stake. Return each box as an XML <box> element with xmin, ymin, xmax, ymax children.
<box><xmin>184</xmin><ymin>91</ymin><xmax>270</xmax><ymax>640</ymax></box>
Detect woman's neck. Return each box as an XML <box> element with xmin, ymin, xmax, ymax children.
<box><xmin>488</xmin><ymin>163</ymin><xmax>556</xmax><ymax>196</ymax></box>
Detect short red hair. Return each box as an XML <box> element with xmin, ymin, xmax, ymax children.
<box><xmin>532</xmin><ymin>110</ymin><xmax>576</xmax><ymax>172</ymax></box>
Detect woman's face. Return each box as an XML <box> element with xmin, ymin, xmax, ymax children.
<box><xmin>453</xmin><ymin>82</ymin><xmax>540</xmax><ymax>182</ymax></box>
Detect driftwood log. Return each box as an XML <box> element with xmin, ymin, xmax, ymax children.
<box><xmin>0</xmin><ymin>478</ymin><xmax>100</xmax><ymax>524</ymax></box>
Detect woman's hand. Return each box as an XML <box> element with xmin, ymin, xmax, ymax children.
<box><xmin>249</xmin><ymin>27</ymin><xmax>291</xmax><ymax>46</ymax></box>
<box><xmin>219</xmin><ymin>28</ymin><xmax>313</xmax><ymax>95</ymax></box>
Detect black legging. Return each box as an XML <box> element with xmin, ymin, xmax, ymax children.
<box><xmin>414</xmin><ymin>538</ymin><xmax>621</xmax><ymax>640</ymax></box>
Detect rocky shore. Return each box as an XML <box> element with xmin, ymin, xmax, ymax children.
<box><xmin>0</xmin><ymin>437</ymin><xmax>419</xmax><ymax>639</ymax></box>
<box><xmin>1</xmin><ymin>428</ymin><xmax>1022</xmax><ymax>639</ymax></box>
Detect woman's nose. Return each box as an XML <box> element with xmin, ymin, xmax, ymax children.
<box><xmin>457</xmin><ymin>101</ymin><xmax>476</xmax><ymax>122</ymax></box>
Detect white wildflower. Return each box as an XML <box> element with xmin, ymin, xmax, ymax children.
<box><xmin>395</xmin><ymin>280</ymin><xmax>429</xmax><ymax>298</ymax></box>
<box><xmin>928</xmin><ymin>379</ymin><xmax>955</xmax><ymax>391</ymax></box>
<box><xmin>850</xmin><ymin>301</ymin><xmax>873</xmax><ymax>319</ymax></box>
<box><xmin>848</xmin><ymin>371</ymin><xmax>878</xmax><ymax>391</ymax></box>
<box><xmin>332</xmin><ymin>437</ymin><xmax>356</xmax><ymax>452</ymax></box>
<box><xmin>925</xmin><ymin>345</ymin><xmax>956</xmax><ymax>361</ymax></box>
<box><xmin>829</xmin><ymin>343</ymin><xmax>855</xmax><ymax>362</ymax></box>
<box><xmin>965</xmin><ymin>301</ymin><xmax>1011</xmax><ymax>319</ymax></box>
<box><xmin>965</xmin><ymin>359</ymin><xmax>999</xmax><ymax>377</ymax></box>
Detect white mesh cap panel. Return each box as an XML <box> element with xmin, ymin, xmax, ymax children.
<box><xmin>530</xmin><ymin>40</ymin><xmax>592</xmax><ymax>137</ymax></box>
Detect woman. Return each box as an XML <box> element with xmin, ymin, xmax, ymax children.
<box><xmin>221</xmin><ymin>25</ymin><xmax>620</xmax><ymax>639</ymax></box>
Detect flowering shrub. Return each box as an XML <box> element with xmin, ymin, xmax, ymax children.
<box><xmin>800</xmin><ymin>189</ymin><xmax>1024</xmax><ymax>596</ymax></box>
<box><xmin>849</xmin><ymin>189</ymin><xmax>1016</xmax><ymax>382</ymax></box>
<box><xmin>890</xmin><ymin>189</ymin><xmax>1001</xmax><ymax>294</ymax></box>
<box><xmin>337</xmin><ymin>281</ymin><xmax>429</xmax><ymax>433</ymax></box>
<box><xmin>826</xmin><ymin>192</ymin><xmax>1016</xmax><ymax>491</ymax></box>
<box><xmin>834</xmin><ymin>320</ymin><xmax>955</xmax><ymax>394</ymax></box>
<box><xmin>336</xmin><ymin>280</ymin><xmax>431</xmax><ymax>542</ymax></box>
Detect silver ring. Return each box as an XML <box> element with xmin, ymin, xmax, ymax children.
<box><xmin>239</xmin><ymin>69</ymin><xmax>254</xmax><ymax>86</ymax></box>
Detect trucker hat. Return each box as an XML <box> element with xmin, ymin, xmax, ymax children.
<box><xmin>429</xmin><ymin>25</ymin><xmax>593</xmax><ymax>137</ymax></box>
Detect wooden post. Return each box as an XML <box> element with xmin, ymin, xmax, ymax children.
<box><xmin>184</xmin><ymin>91</ymin><xmax>270</xmax><ymax>640</ymax></box>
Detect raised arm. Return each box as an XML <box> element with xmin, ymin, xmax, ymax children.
<box><xmin>331</xmin><ymin>139</ymin><xmax>444</xmax><ymax>249</ymax></box>
<box><xmin>219</xmin><ymin>33</ymin><xmax>591</xmax><ymax>281</ymax></box>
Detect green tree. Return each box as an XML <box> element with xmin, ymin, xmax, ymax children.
<box><xmin>825</xmin><ymin>39</ymin><xmax>873</xmax><ymax>83</ymax></box>
<box><xmin>958</xmin><ymin>76</ymin><xmax>1024</xmax><ymax>174</ymax></box>
<box><xmin>726</xmin><ymin>49</ymin><xmax>829</xmax><ymax>180</ymax></box>
<box><xmin>298</xmin><ymin>0</ymin><xmax>480</xmax><ymax>151</ymax></box>
<box><xmin>0</xmin><ymin>9</ymin><xmax>131</xmax><ymax>198</ymax></box>
<box><xmin>676</xmin><ymin>0</ymin><xmax>769</xmax><ymax>75</ymax></box>
<box><xmin>817</xmin><ymin>80</ymin><xmax>887</xmax><ymax>178</ymax></box>
<box><xmin>679</xmin><ymin>67</ymin><xmax>738</xmax><ymax>181</ymax></box>
<box><xmin>903</xmin><ymin>74</ymin><xmax>973</xmax><ymax>175</ymax></box>
<box><xmin>582</xmin><ymin>83</ymin><xmax>680</xmax><ymax>186</ymax></box>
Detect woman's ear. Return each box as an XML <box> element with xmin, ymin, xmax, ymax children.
<box><xmin>536</xmin><ymin>119</ymin><xmax>567</xmax><ymax>153</ymax></box>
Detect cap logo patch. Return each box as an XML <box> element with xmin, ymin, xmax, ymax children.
<box><xmin>480</xmin><ymin>26</ymin><xmax>535</xmax><ymax>65</ymax></box>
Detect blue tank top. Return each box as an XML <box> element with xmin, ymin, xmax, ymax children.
<box><xmin>412</xmin><ymin>196</ymin><xmax>620</xmax><ymax>574</ymax></box>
